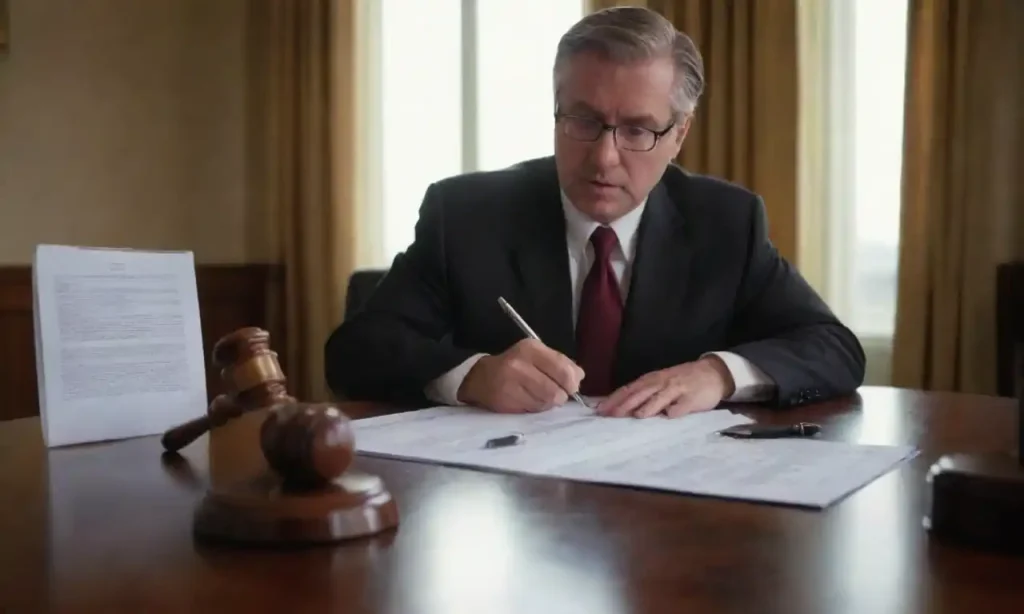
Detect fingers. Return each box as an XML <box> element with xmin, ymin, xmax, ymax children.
<box><xmin>486</xmin><ymin>376</ymin><xmax>559</xmax><ymax>414</ymax></box>
<box><xmin>599</xmin><ymin>383</ymin><xmax>658</xmax><ymax>417</ymax></box>
<box><xmin>464</xmin><ymin>351</ymin><xmax>557</xmax><ymax>413</ymax></box>
<box><xmin>483</xmin><ymin>344</ymin><xmax>727</xmax><ymax>418</ymax></box>
<box><xmin>597</xmin><ymin>379</ymin><xmax>640</xmax><ymax>415</ymax></box>
<box><xmin>633</xmin><ymin>385</ymin><xmax>684</xmax><ymax>418</ymax></box>
<box><xmin>502</xmin><ymin>384</ymin><xmax>556</xmax><ymax>413</ymax></box>
<box><xmin>527</xmin><ymin>342</ymin><xmax>585</xmax><ymax>395</ymax></box>
<box><xmin>599</xmin><ymin>379</ymin><xmax>714</xmax><ymax>418</ymax></box>
<box><xmin>509</xmin><ymin>356</ymin><xmax>567</xmax><ymax>409</ymax></box>
<box><xmin>664</xmin><ymin>397</ymin><xmax>708</xmax><ymax>418</ymax></box>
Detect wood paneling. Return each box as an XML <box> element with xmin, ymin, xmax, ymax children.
<box><xmin>0</xmin><ymin>264</ymin><xmax>284</xmax><ymax>421</ymax></box>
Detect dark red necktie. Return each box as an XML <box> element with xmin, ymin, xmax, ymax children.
<box><xmin>576</xmin><ymin>226</ymin><xmax>623</xmax><ymax>396</ymax></box>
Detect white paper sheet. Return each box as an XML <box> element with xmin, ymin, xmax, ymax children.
<box><xmin>352</xmin><ymin>402</ymin><xmax>919</xmax><ymax>509</ymax></box>
<box><xmin>32</xmin><ymin>244</ymin><xmax>208</xmax><ymax>447</ymax></box>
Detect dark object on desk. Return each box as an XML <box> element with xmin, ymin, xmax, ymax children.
<box><xmin>485</xmin><ymin>433</ymin><xmax>524</xmax><ymax>448</ymax></box>
<box><xmin>164</xmin><ymin>327</ymin><xmax>399</xmax><ymax>546</ymax></box>
<box><xmin>719</xmin><ymin>422</ymin><xmax>820</xmax><ymax>439</ymax></box>
<box><xmin>925</xmin><ymin>346</ymin><xmax>1024</xmax><ymax>555</ymax></box>
<box><xmin>925</xmin><ymin>454</ymin><xmax>1024</xmax><ymax>554</ymax></box>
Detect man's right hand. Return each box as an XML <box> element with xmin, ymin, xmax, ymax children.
<box><xmin>457</xmin><ymin>339</ymin><xmax>585</xmax><ymax>413</ymax></box>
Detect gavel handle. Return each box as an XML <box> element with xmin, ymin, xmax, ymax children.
<box><xmin>161</xmin><ymin>415</ymin><xmax>213</xmax><ymax>453</ymax></box>
<box><xmin>161</xmin><ymin>394</ymin><xmax>244</xmax><ymax>453</ymax></box>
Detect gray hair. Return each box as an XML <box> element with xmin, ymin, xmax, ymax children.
<box><xmin>553</xmin><ymin>6</ymin><xmax>705</xmax><ymax>118</ymax></box>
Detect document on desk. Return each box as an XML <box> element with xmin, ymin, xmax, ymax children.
<box><xmin>352</xmin><ymin>402</ymin><xmax>918</xmax><ymax>509</ymax></box>
<box><xmin>32</xmin><ymin>244</ymin><xmax>208</xmax><ymax>447</ymax></box>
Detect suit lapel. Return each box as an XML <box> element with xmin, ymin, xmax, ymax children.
<box><xmin>613</xmin><ymin>179</ymin><xmax>693</xmax><ymax>384</ymax></box>
<box><xmin>508</xmin><ymin>165</ymin><xmax>577</xmax><ymax>359</ymax></box>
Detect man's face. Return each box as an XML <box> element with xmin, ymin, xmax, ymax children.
<box><xmin>554</xmin><ymin>53</ymin><xmax>690</xmax><ymax>224</ymax></box>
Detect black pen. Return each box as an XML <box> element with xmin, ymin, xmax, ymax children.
<box><xmin>718</xmin><ymin>422</ymin><xmax>821</xmax><ymax>439</ymax></box>
<box><xmin>484</xmin><ymin>433</ymin><xmax>525</xmax><ymax>449</ymax></box>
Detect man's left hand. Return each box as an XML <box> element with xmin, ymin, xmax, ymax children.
<box><xmin>597</xmin><ymin>356</ymin><xmax>736</xmax><ymax>418</ymax></box>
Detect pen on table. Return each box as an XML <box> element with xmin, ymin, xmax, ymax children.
<box><xmin>718</xmin><ymin>422</ymin><xmax>821</xmax><ymax>439</ymax></box>
<box><xmin>484</xmin><ymin>432</ymin><xmax>525</xmax><ymax>449</ymax></box>
<box><xmin>497</xmin><ymin>296</ymin><xmax>590</xmax><ymax>408</ymax></box>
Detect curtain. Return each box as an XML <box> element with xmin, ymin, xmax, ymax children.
<box><xmin>890</xmin><ymin>0</ymin><xmax>1024</xmax><ymax>394</ymax></box>
<box><xmin>248</xmin><ymin>0</ymin><xmax>368</xmax><ymax>402</ymax></box>
<box><xmin>588</xmin><ymin>0</ymin><xmax>800</xmax><ymax>263</ymax></box>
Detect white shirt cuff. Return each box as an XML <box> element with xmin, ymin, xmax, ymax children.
<box><xmin>704</xmin><ymin>351</ymin><xmax>775</xmax><ymax>402</ymax></box>
<box><xmin>423</xmin><ymin>353</ymin><xmax>488</xmax><ymax>405</ymax></box>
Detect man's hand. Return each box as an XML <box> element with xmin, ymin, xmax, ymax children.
<box><xmin>597</xmin><ymin>356</ymin><xmax>735</xmax><ymax>418</ymax></box>
<box><xmin>457</xmin><ymin>339</ymin><xmax>585</xmax><ymax>413</ymax></box>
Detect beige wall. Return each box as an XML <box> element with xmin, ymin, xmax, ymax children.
<box><xmin>0</xmin><ymin>0</ymin><xmax>254</xmax><ymax>264</ymax></box>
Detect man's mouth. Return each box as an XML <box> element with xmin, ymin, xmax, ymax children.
<box><xmin>589</xmin><ymin>180</ymin><xmax>618</xmax><ymax>189</ymax></box>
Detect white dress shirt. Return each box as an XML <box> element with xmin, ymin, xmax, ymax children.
<box><xmin>424</xmin><ymin>194</ymin><xmax>776</xmax><ymax>405</ymax></box>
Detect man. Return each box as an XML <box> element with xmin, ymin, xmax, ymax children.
<box><xmin>324</xmin><ymin>7</ymin><xmax>865</xmax><ymax>418</ymax></box>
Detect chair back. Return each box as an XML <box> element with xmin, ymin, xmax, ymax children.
<box><xmin>995</xmin><ymin>261</ymin><xmax>1024</xmax><ymax>396</ymax></box>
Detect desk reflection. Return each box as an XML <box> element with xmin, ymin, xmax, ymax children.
<box><xmin>46</xmin><ymin>436</ymin><xmax>203</xmax><ymax>611</ymax></box>
<box><xmin>852</xmin><ymin>388</ymin><xmax>908</xmax><ymax>445</ymax></box>
<box><xmin>382</xmin><ymin>471</ymin><xmax>627</xmax><ymax>614</ymax></box>
<box><xmin>820</xmin><ymin>457</ymin><xmax>920</xmax><ymax>614</ymax></box>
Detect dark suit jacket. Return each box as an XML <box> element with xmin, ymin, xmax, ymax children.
<box><xmin>324</xmin><ymin>156</ymin><xmax>865</xmax><ymax>408</ymax></box>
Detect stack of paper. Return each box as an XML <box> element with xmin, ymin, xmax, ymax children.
<box><xmin>352</xmin><ymin>403</ymin><xmax>918</xmax><ymax>509</ymax></box>
<box><xmin>32</xmin><ymin>244</ymin><xmax>208</xmax><ymax>447</ymax></box>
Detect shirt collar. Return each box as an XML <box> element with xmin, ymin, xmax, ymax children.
<box><xmin>560</xmin><ymin>191</ymin><xmax>647</xmax><ymax>260</ymax></box>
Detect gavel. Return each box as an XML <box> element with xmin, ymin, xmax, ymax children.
<box><xmin>165</xmin><ymin>327</ymin><xmax>398</xmax><ymax>544</ymax></box>
<box><xmin>162</xmin><ymin>327</ymin><xmax>295</xmax><ymax>453</ymax></box>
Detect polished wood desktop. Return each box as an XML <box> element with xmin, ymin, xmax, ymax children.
<box><xmin>2</xmin><ymin>386</ymin><xmax>1024</xmax><ymax>613</ymax></box>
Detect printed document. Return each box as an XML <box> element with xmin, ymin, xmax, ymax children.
<box><xmin>352</xmin><ymin>402</ymin><xmax>918</xmax><ymax>509</ymax></box>
<box><xmin>32</xmin><ymin>245</ymin><xmax>208</xmax><ymax>447</ymax></box>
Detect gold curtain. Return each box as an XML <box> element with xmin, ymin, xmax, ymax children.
<box><xmin>588</xmin><ymin>0</ymin><xmax>799</xmax><ymax>263</ymax></box>
<box><xmin>891</xmin><ymin>0</ymin><xmax>1024</xmax><ymax>394</ymax></box>
<box><xmin>247</xmin><ymin>0</ymin><xmax>367</xmax><ymax>402</ymax></box>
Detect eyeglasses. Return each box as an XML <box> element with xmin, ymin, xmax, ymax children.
<box><xmin>555</xmin><ymin>113</ymin><xmax>676</xmax><ymax>152</ymax></box>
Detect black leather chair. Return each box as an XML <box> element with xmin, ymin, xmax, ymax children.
<box><xmin>344</xmin><ymin>268</ymin><xmax>388</xmax><ymax>321</ymax></box>
<box><xmin>995</xmin><ymin>261</ymin><xmax>1024</xmax><ymax>396</ymax></box>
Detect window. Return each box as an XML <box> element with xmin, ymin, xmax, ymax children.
<box><xmin>822</xmin><ymin>0</ymin><xmax>910</xmax><ymax>340</ymax></box>
<box><xmin>372</xmin><ymin>0</ymin><xmax>585</xmax><ymax>262</ymax></box>
<box><xmin>378</xmin><ymin>0</ymin><xmax>463</xmax><ymax>261</ymax></box>
<box><xmin>475</xmin><ymin>0</ymin><xmax>584</xmax><ymax>171</ymax></box>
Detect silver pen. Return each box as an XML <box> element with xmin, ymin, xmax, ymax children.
<box><xmin>497</xmin><ymin>296</ymin><xmax>589</xmax><ymax>408</ymax></box>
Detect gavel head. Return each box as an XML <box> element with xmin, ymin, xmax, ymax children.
<box><xmin>210</xmin><ymin>327</ymin><xmax>291</xmax><ymax>409</ymax></box>
<box><xmin>259</xmin><ymin>402</ymin><xmax>356</xmax><ymax>488</ymax></box>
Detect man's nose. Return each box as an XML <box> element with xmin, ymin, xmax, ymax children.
<box><xmin>589</xmin><ymin>129</ymin><xmax>621</xmax><ymax>169</ymax></box>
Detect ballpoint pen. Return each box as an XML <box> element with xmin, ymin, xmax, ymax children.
<box><xmin>718</xmin><ymin>422</ymin><xmax>821</xmax><ymax>439</ymax></box>
<box><xmin>497</xmin><ymin>296</ymin><xmax>590</xmax><ymax>408</ymax></box>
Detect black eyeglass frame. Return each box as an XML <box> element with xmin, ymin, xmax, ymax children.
<box><xmin>554</xmin><ymin>112</ymin><xmax>677</xmax><ymax>152</ymax></box>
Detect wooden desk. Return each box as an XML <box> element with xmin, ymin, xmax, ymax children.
<box><xmin>2</xmin><ymin>386</ymin><xmax>1023</xmax><ymax>613</ymax></box>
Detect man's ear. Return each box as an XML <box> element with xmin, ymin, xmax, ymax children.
<box><xmin>676</xmin><ymin>114</ymin><xmax>692</xmax><ymax>144</ymax></box>
<box><xmin>670</xmin><ymin>114</ymin><xmax>692</xmax><ymax>157</ymax></box>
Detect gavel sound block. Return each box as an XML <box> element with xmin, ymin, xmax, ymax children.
<box><xmin>161</xmin><ymin>327</ymin><xmax>399</xmax><ymax>546</ymax></box>
<box><xmin>924</xmin><ymin>362</ymin><xmax>1024</xmax><ymax>555</ymax></box>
